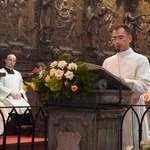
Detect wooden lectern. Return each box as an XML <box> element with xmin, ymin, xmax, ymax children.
<box><xmin>47</xmin><ymin>63</ymin><xmax>132</xmax><ymax>150</ymax></box>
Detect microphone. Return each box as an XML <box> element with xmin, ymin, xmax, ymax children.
<box><xmin>116</xmin><ymin>49</ymin><xmax>120</xmax><ymax>53</ymax></box>
<box><xmin>116</xmin><ymin>49</ymin><xmax>121</xmax><ymax>77</ymax></box>
<box><xmin>116</xmin><ymin>49</ymin><xmax>122</xmax><ymax>104</ymax></box>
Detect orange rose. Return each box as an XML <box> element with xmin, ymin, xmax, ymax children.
<box><xmin>140</xmin><ymin>141</ymin><xmax>145</xmax><ymax>146</ymax></box>
<box><xmin>56</xmin><ymin>75</ymin><xmax>62</xmax><ymax>81</ymax></box>
<box><xmin>71</xmin><ymin>85</ymin><xmax>78</xmax><ymax>92</ymax></box>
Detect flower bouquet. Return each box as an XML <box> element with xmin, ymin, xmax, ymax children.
<box><xmin>24</xmin><ymin>54</ymin><xmax>98</xmax><ymax>103</ymax></box>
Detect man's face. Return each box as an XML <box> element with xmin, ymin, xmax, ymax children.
<box><xmin>111</xmin><ymin>27</ymin><xmax>132</xmax><ymax>51</ymax></box>
<box><xmin>35</xmin><ymin>66</ymin><xmax>43</xmax><ymax>73</ymax></box>
<box><xmin>5</xmin><ymin>54</ymin><xmax>16</xmax><ymax>69</ymax></box>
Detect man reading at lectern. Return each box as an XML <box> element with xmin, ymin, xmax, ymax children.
<box><xmin>102</xmin><ymin>24</ymin><xmax>150</xmax><ymax>149</ymax></box>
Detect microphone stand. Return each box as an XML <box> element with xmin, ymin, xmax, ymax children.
<box><xmin>118</xmin><ymin>79</ymin><xmax>122</xmax><ymax>104</ymax></box>
<box><xmin>116</xmin><ymin>49</ymin><xmax>122</xmax><ymax>104</ymax></box>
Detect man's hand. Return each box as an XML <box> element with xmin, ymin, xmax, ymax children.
<box><xmin>10</xmin><ymin>92</ymin><xmax>22</xmax><ymax>100</ymax></box>
<box><xmin>117</xmin><ymin>76</ymin><xmax>125</xmax><ymax>82</ymax></box>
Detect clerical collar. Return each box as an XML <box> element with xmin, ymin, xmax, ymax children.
<box><xmin>117</xmin><ymin>48</ymin><xmax>134</xmax><ymax>57</ymax></box>
<box><xmin>4</xmin><ymin>67</ymin><xmax>14</xmax><ymax>74</ymax></box>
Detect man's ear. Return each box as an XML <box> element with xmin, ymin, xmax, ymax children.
<box><xmin>129</xmin><ymin>35</ymin><xmax>132</xmax><ymax>43</ymax></box>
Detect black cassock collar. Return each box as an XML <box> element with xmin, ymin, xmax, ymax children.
<box><xmin>4</xmin><ymin>67</ymin><xmax>14</xmax><ymax>74</ymax></box>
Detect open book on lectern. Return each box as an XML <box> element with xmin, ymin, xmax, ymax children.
<box><xmin>84</xmin><ymin>62</ymin><xmax>132</xmax><ymax>91</ymax></box>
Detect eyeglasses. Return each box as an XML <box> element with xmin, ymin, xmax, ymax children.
<box><xmin>111</xmin><ymin>36</ymin><xmax>125</xmax><ymax>42</ymax></box>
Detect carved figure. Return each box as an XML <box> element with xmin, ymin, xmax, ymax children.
<box><xmin>17</xmin><ymin>0</ymin><xmax>28</xmax><ymax>41</ymax></box>
<box><xmin>0</xmin><ymin>1</ymin><xmax>7</xmax><ymax>21</ymax></box>
<box><xmin>57</xmin><ymin>0</ymin><xmax>70</xmax><ymax>28</ymax></box>
<box><xmin>124</xmin><ymin>3</ymin><xmax>146</xmax><ymax>50</ymax></box>
<box><xmin>86</xmin><ymin>0</ymin><xmax>108</xmax><ymax>48</ymax></box>
<box><xmin>145</xmin><ymin>21</ymin><xmax>150</xmax><ymax>50</ymax></box>
<box><xmin>65</xmin><ymin>0</ymin><xmax>78</xmax><ymax>48</ymax></box>
<box><xmin>40</xmin><ymin>0</ymin><xmax>58</xmax><ymax>43</ymax></box>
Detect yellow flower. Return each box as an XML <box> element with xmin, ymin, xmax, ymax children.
<box><xmin>45</xmin><ymin>75</ymin><xmax>51</xmax><ymax>83</ymax></box>
<box><xmin>22</xmin><ymin>85</ymin><xmax>28</xmax><ymax>91</ymax></box>
<box><xmin>30</xmin><ymin>82</ymin><xmax>37</xmax><ymax>91</ymax></box>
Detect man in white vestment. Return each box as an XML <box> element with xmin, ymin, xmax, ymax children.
<box><xmin>0</xmin><ymin>102</ymin><xmax>8</xmax><ymax>135</ymax></box>
<box><xmin>0</xmin><ymin>54</ymin><xmax>31</xmax><ymax>135</ymax></box>
<box><xmin>102</xmin><ymin>24</ymin><xmax>150</xmax><ymax>149</ymax></box>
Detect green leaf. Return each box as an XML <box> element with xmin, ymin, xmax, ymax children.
<box><xmin>50</xmin><ymin>77</ymin><xmax>62</xmax><ymax>91</ymax></box>
<box><xmin>45</xmin><ymin>83</ymin><xmax>50</xmax><ymax>88</ymax></box>
<box><xmin>58</xmin><ymin>53</ymin><xmax>70</xmax><ymax>62</ymax></box>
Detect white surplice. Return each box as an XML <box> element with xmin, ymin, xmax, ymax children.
<box><xmin>0</xmin><ymin>68</ymin><xmax>30</xmax><ymax>114</ymax></box>
<box><xmin>0</xmin><ymin>101</ymin><xmax>8</xmax><ymax>135</ymax></box>
<box><xmin>102</xmin><ymin>48</ymin><xmax>150</xmax><ymax>149</ymax></box>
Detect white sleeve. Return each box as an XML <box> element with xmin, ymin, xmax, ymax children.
<box><xmin>0</xmin><ymin>83</ymin><xmax>11</xmax><ymax>101</ymax></box>
<box><xmin>124</xmin><ymin>58</ymin><xmax>150</xmax><ymax>100</ymax></box>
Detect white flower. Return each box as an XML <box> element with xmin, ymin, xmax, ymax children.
<box><xmin>55</xmin><ymin>69</ymin><xmax>64</xmax><ymax>78</ymax></box>
<box><xmin>58</xmin><ymin>60</ymin><xmax>67</xmax><ymax>69</ymax></box>
<box><xmin>39</xmin><ymin>70</ymin><xmax>43</xmax><ymax>78</ymax></box>
<box><xmin>126</xmin><ymin>145</ymin><xmax>133</xmax><ymax>150</ymax></box>
<box><xmin>50</xmin><ymin>61</ymin><xmax>58</xmax><ymax>68</ymax></box>
<box><xmin>67</xmin><ymin>62</ymin><xmax>78</xmax><ymax>70</ymax></box>
<box><xmin>64</xmin><ymin>70</ymin><xmax>74</xmax><ymax>80</ymax></box>
<box><xmin>50</xmin><ymin>68</ymin><xmax>56</xmax><ymax>77</ymax></box>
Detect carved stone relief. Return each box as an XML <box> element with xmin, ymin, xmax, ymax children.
<box><xmin>123</xmin><ymin>0</ymin><xmax>150</xmax><ymax>55</ymax></box>
<box><xmin>38</xmin><ymin>0</ymin><xmax>84</xmax><ymax>61</ymax></box>
<box><xmin>83</xmin><ymin>0</ymin><xmax>120</xmax><ymax>64</ymax></box>
<box><xmin>0</xmin><ymin>0</ymin><xmax>149</xmax><ymax>71</ymax></box>
<box><xmin>48</xmin><ymin>110</ymin><xmax>95</xmax><ymax>150</ymax></box>
<box><xmin>38</xmin><ymin>0</ymin><xmax>120</xmax><ymax>63</ymax></box>
<box><xmin>0</xmin><ymin>0</ymin><xmax>38</xmax><ymax>60</ymax></box>
<box><xmin>56</xmin><ymin>131</ymin><xmax>81</xmax><ymax>150</ymax></box>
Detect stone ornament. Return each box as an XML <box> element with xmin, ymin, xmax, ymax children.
<box><xmin>56</xmin><ymin>131</ymin><xmax>81</xmax><ymax>150</ymax></box>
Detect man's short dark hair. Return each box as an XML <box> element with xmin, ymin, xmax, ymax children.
<box><xmin>111</xmin><ymin>24</ymin><xmax>131</xmax><ymax>35</ymax></box>
<box><xmin>35</xmin><ymin>62</ymin><xmax>45</xmax><ymax>69</ymax></box>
